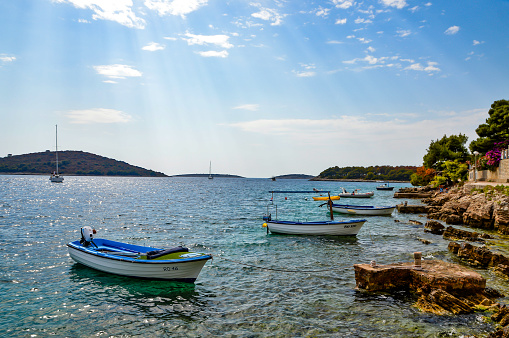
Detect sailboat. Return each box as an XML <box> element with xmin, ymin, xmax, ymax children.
<box><xmin>208</xmin><ymin>161</ymin><xmax>213</xmax><ymax>179</ymax></box>
<box><xmin>49</xmin><ymin>125</ymin><xmax>64</xmax><ymax>183</ymax></box>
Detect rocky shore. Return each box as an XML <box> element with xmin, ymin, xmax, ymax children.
<box><xmin>389</xmin><ymin>184</ymin><xmax>509</xmax><ymax>337</ymax></box>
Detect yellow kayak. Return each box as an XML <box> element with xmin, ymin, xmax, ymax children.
<box><xmin>312</xmin><ymin>195</ymin><xmax>340</xmax><ymax>201</ymax></box>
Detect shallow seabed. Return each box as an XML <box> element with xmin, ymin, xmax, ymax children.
<box><xmin>0</xmin><ymin>176</ymin><xmax>504</xmax><ymax>337</ymax></box>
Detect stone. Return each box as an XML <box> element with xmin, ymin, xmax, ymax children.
<box><xmin>396</xmin><ymin>204</ymin><xmax>429</xmax><ymax>213</ymax></box>
<box><xmin>443</xmin><ymin>226</ymin><xmax>486</xmax><ymax>243</ymax></box>
<box><xmin>424</xmin><ymin>220</ymin><xmax>445</xmax><ymax>235</ymax></box>
<box><xmin>354</xmin><ymin>260</ymin><xmax>496</xmax><ymax>315</ymax></box>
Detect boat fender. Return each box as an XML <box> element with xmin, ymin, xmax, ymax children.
<box><xmin>80</xmin><ymin>226</ymin><xmax>97</xmax><ymax>247</ymax></box>
<box><xmin>146</xmin><ymin>247</ymin><xmax>189</xmax><ymax>259</ymax></box>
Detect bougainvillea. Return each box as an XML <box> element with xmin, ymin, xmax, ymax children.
<box><xmin>484</xmin><ymin>140</ymin><xmax>509</xmax><ymax>169</ymax></box>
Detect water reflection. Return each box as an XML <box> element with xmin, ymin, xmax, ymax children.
<box><xmin>68</xmin><ymin>264</ymin><xmax>208</xmax><ymax>321</ymax></box>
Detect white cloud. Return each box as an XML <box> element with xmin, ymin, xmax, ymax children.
<box><xmin>196</xmin><ymin>50</ymin><xmax>228</xmax><ymax>58</ymax></box>
<box><xmin>404</xmin><ymin>61</ymin><xmax>440</xmax><ymax>73</ymax></box>
<box><xmin>445</xmin><ymin>26</ymin><xmax>460</xmax><ymax>35</ymax></box>
<box><xmin>397</xmin><ymin>30</ymin><xmax>411</xmax><ymax>37</ymax></box>
<box><xmin>335</xmin><ymin>18</ymin><xmax>347</xmax><ymax>24</ymax></box>
<box><xmin>473</xmin><ymin>40</ymin><xmax>484</xmax><ymax>46</ymax></box>
<box><xmin>144</xmin><ymin>0</ymin><xmax>208</xmax><ymax>18</ymax></box>
<box><xmin>250</xmin><ymin>3</ymin><xmax>285</xmax><ymax>26</ymax></box>
<box><xmin>0</xmin><ymin>55</ymin><xmax>16</xmax><ymax>63</ymax></box>
<box><xmin>366</xmin><ymin>46</ymin><xmax>376</xmax><ymax>53</ymax></box>
<box><xmin>142</xmin><ymin>42</ymin><xmax>165</xmax><ymax>51</ymax></box>
<box><xmin>54</xmin><ymin>0</ymin><xmax>145</xmax><ymax>29</ymax></box>
<box><xmin>379</xmin><ymin>0</ymin><xmax>407</xmax><ymax>9</ymax></box>
<box><xmin>332</xmin><ymin>0</ymin><xmax>354</xmax><ymax>9</ymax></box>
<box><xmin>93</xmin><ymin>64</ymin><xmax>142</xmax><ymax>79</ymax></box>
<box><xmin>315</xmin><ymin>7</ymin><xmax>330</xmax><ymax>17</ymax></box>
<box><xmin>182</xmin><ymin>33</ymin><xmax>233</xmax><ymax>49</ymax></box>
<box><xmin>233</xmin><ymin>104</ymin><xmax>259</xmax><ymax>111</ymax></box>
<box><xmin>327</xmin><ymin>40</ymin><xmax>344</xmax><ymax>44</ymax></box>
<box><xmin>226</xmin><ymin>109</ymin><xmax>486</xmax><ymax>152</ymax></box>
<box><xmin>355</xmin><ymin>18</ymin><xmax>373</xmax><ymax>24</ymax></box>
<box><xmin>293</xmin><ymin>70</ymin><xmax>316</xmax><ymax>77</ymax></box>
<box><xmin>66</xmin><ymin>108</ymin><xmax>132</xmax><ymax>124</ymax></box>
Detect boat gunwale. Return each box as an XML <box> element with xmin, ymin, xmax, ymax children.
<box><xmin>266</xmin><ymin>219</ymin><xmax>366</xmax><ymax>225</ymax></box>
<box><xmin>331</xmin><ymin>204</ymin><xmax>396</xmax><ymax>210</ymax></box>
<box><xmin>67</xmin><ymin>240</ymin><xmax>212</xmax><ymax>264</ymax></box>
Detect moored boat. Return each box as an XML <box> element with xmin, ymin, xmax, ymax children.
<box><xmin>338</xmin><ymin>188</ymin><xmax>374</xmax><ymax>198</ymax></box>
<box><xmin>264</xmin><ymin>218</ymin><xmax>366</xmax><ymax>236</ymax></box>
<box><xmin>331</xmin><ymin>204</ymin><xmax>396</xmax><ymax>216</ymax></box>
<box><xmin>376</xmin><ymin>183</ymin><xmax>394</xmax><ymax>191</ymax></box>
<box><xmin>67</xmin><ymin>227</ymin><xmax>212</xmax><ymax>283</ymax></box>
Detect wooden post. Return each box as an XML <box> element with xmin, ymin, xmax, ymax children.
<box><xmin>328</xmin><ymin>192</ymin><xmax>334</xmax><ymax>220</ymax></box>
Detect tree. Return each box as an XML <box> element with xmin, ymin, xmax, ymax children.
<box><xmin>410</xmin><ymin>166</ymin><xmax>436</xmax><ymax>186</ymax></box>
<box><xmin>423</xmin><ymin>134</ymin><xmax>469</xmax><ymax>170</ymax></box>
<box><xmin>470</xmin><ymin>99</ymin><xmax>509</xmax><ymax>153</ymax></box>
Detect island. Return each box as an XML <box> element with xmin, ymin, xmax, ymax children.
<box><xmin>0</xmin><ymin>151</ymin><xmax>167</xmax><ymax>177</ymax></box>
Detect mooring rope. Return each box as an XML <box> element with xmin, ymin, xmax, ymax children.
<box><xmin>216</xmin><ymin>255</ymin><xmax>349</xmax><ymax>273</ymax></box>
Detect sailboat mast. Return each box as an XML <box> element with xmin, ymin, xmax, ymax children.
<box><xmin>55</xmin><ymin>125</ymin><xmax>59</xmax><ymax>175</ymax></box>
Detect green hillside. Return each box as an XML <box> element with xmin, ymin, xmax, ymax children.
<box><xmin>0</xmin><ymin>151</ymin><xmax>167</xmax><ymax>177</ymax></box>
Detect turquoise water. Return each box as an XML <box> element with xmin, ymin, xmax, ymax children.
<box><xmin>0</xmin><ymin>176</ymin><xmax>500</xmax><ymax>337</ymax></box>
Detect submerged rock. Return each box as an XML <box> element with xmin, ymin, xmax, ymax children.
<box><xmin>424</xmin><ymin>220</ymin><xmax>445</xmax><ymax>235</ymax></box>
<box><xmin>354</xmin><ymin>259</ymin><xmax>500</xmax><ymax>315</ymax></box>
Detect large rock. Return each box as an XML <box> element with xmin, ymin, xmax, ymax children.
<box><xmin>442</xmin><ymin>226</ymin><xmax>491</xmax><ymax>243</ymax></box>
<box><xmin>448</xmin><ymin>241</ymin><xmax>509</xmax><ymax>271</ymax></box>
<box><xmin>462</xmin><ymin>194</ymin><xmax>495</xmax><ymax>229</ymax></box>
<box><xmin>354</xmin><ymin>260</ymin><xmax>498</xmax><ymax>315</ymax></box>
<box><xmin>424</xmin><ymin>220</ymin><xmax>445</xmax><ymax>235</ymax></box>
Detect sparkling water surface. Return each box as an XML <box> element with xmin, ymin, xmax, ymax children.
<box><xmin>0</xmin><ymin>175</ymin><xmax>503</xmax><ymax>337</ymax></box>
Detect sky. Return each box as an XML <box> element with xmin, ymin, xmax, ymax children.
<box><xmin>0</xmin><ymin>0</ymin><xmax>508</xmax><ymax>178</ymax></box>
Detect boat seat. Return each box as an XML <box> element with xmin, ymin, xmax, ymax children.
<box><xmin>146</xmin><ymin>247</ymin><xmax>189</xmax><ymax>259</ymax></box>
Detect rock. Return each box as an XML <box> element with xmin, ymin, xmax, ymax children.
<box><xmin>443</xmin><ymin>226</ymin><xmax>486</xmax><ymax>243</ymax></box>
<box><xmin>462</xmin><ymin>194</ymin><xmax>495</xmax><ymax>229</ymax></box>
<box><xmin>424</xmin><ymin>220</ymin><xmax>445</xmax><ymax>235</ymax></box>
<box><xmin>448</xmin><ymin>241</ymin><xmax>509</xmax><ymax>271</ymax></box>
<box><xmin>418</xmin><ymin>238</ymin><xmax>431</xmax><ymax>244</ymax></box>
<box><xmin>354</xmin><ymin>260</ymin><xmax>497</xmax><ymax>315</ymax></box>
<box><xmin>396</xmin><ymin>204</ymin><xmax>429</xmax><ymax>213</ymax></box>
<box><xmin>409</xmin><ymin>220</ymin><xmax>423</xmax><ymax>225</ymax></box>
<box><xmin>494</xmin><ymin>202</ymin><xmax>509</xmax><ymax>235</ymax></box>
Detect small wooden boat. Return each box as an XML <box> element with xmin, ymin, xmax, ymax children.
<box><xmin>264</xmin><ymin>218</ymin><xmax>366</xmax><ymax>236</ymax></box>
<box><xmin>376</xmin><ymin>183</ymin><xmax>394</xmax><ymax>191</ymax></box>
<box><xmin>338</xmin><ymin>188</ymin><xmax>374</xmax><ymax>198</ymax></box>
<box><xmin>67</xmin><ymin>227</ymin><xmax>212</xmax><ymax>283</ymax></box>
<box><xmin>331</xmin><ymin>204</ymin><xmax>396</xmax><ymax>216</ymax></box>
<box><xmin>312</xmin><ymin>195</ymin><xmax>340</xmax><ymax>201</ymax></box>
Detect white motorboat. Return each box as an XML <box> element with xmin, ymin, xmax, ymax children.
<box><xmin>339</xmin><ymin>188</ymin><xmax>374</xmax><ymax>198</ymax></box>
<box><xmin>263</xmin><ymin>218</ymin><xmax>366</xmax><ymax>236</ymax></box>
<box><xmin>331</xmin><ymin>204</ymin><xmax>396</xmax><ymax>216</ymax></box>
<box><xmin>67</xmin><ymin>227</ymin><xmax>212</xmax><ymax>283</ymax></box>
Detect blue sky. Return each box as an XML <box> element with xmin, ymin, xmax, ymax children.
<box><xmin>1</xmin><ymin>0</ymin><xmax>508</xmax><ymax>177</ymax></box>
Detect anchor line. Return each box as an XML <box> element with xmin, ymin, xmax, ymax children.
<box><xmin>215</xmin><ymin>256</ymin><xmax>350</xmax><ymax>273</ymax></box>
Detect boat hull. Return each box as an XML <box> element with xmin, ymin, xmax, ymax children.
<box><xmin>376</xmin><ymin>187</ymin><xmax>394</xmax><ymax>190</ymax></box>
<box><xmin>331</xmin><ymin>204</ymin><xmax>395</xmax><ymax>216</ymax></box>
<box><xmin>338</xmin><ymin>192</ymin><xmax>374</xmax><ymax>198</ymax></box>
<box><xmin>266</xmin><ymin>219</ymin><xmax>366</xmax><ymax>236</ymax></box>
<box><xmin>312</xmin><ymin>195</ymin><xmax>340</xmax><ymax>201</ymax></box>
<box><xmin>67</xmin><ymin>239</ymin><xmax>211</xmax><ymax>282</ymax></box>
<box><xmin>50</xmin><ymin>175</ymin><xmax>64</xmax><ymax>183</ymax></box>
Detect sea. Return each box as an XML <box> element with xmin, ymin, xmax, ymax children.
<box><xmin>0</xmin><ymin>175</ymin><xmax>506</xmax><ymax>337</ymax></box>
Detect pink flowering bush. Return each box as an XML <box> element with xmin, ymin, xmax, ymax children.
<box><xmin>480</xmin><ymin>139</ymin><xmax>509</xmax><ymax>170</ymax></box>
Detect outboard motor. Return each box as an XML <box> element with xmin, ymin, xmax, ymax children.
<box><xmin>80</xmin><ymin>226</ymin><xmax>97</xmax><ymax>247</ymax></box>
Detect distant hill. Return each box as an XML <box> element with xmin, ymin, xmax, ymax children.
<box><xmin>0</xmin><ymin>151</ymin><xmax>167</xmax><ymax>177</ymax></box>
<box><xmin>171</xmin><ymin>174</ymin><xmax>244</xmax><ymax>178</ymax></box>
<box><xmin>274</xmin><ymin>174</ymin><xmax>315</xmax><ymax>179</ymax></box>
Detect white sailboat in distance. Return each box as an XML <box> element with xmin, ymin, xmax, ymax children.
<box><xmin>49</xmin><ymin>125</ymin><xmax>64</xmax><ymax>183</ymax></box>
<box><xmin>208</xmin><ymin>161</ymin><xmax>213</xmax><ymax>179</ymax></box>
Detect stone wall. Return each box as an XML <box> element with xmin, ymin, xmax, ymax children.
<box><xmin>469</xmin><ymin>158</ymin><xmax>509</xmax><ymax>183</ymax></box>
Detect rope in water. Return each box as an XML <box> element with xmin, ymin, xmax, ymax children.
<box><xmin>216</xmin><ymin>256</ymin><xmax>350</xmax><ymax>273</ymax></box>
